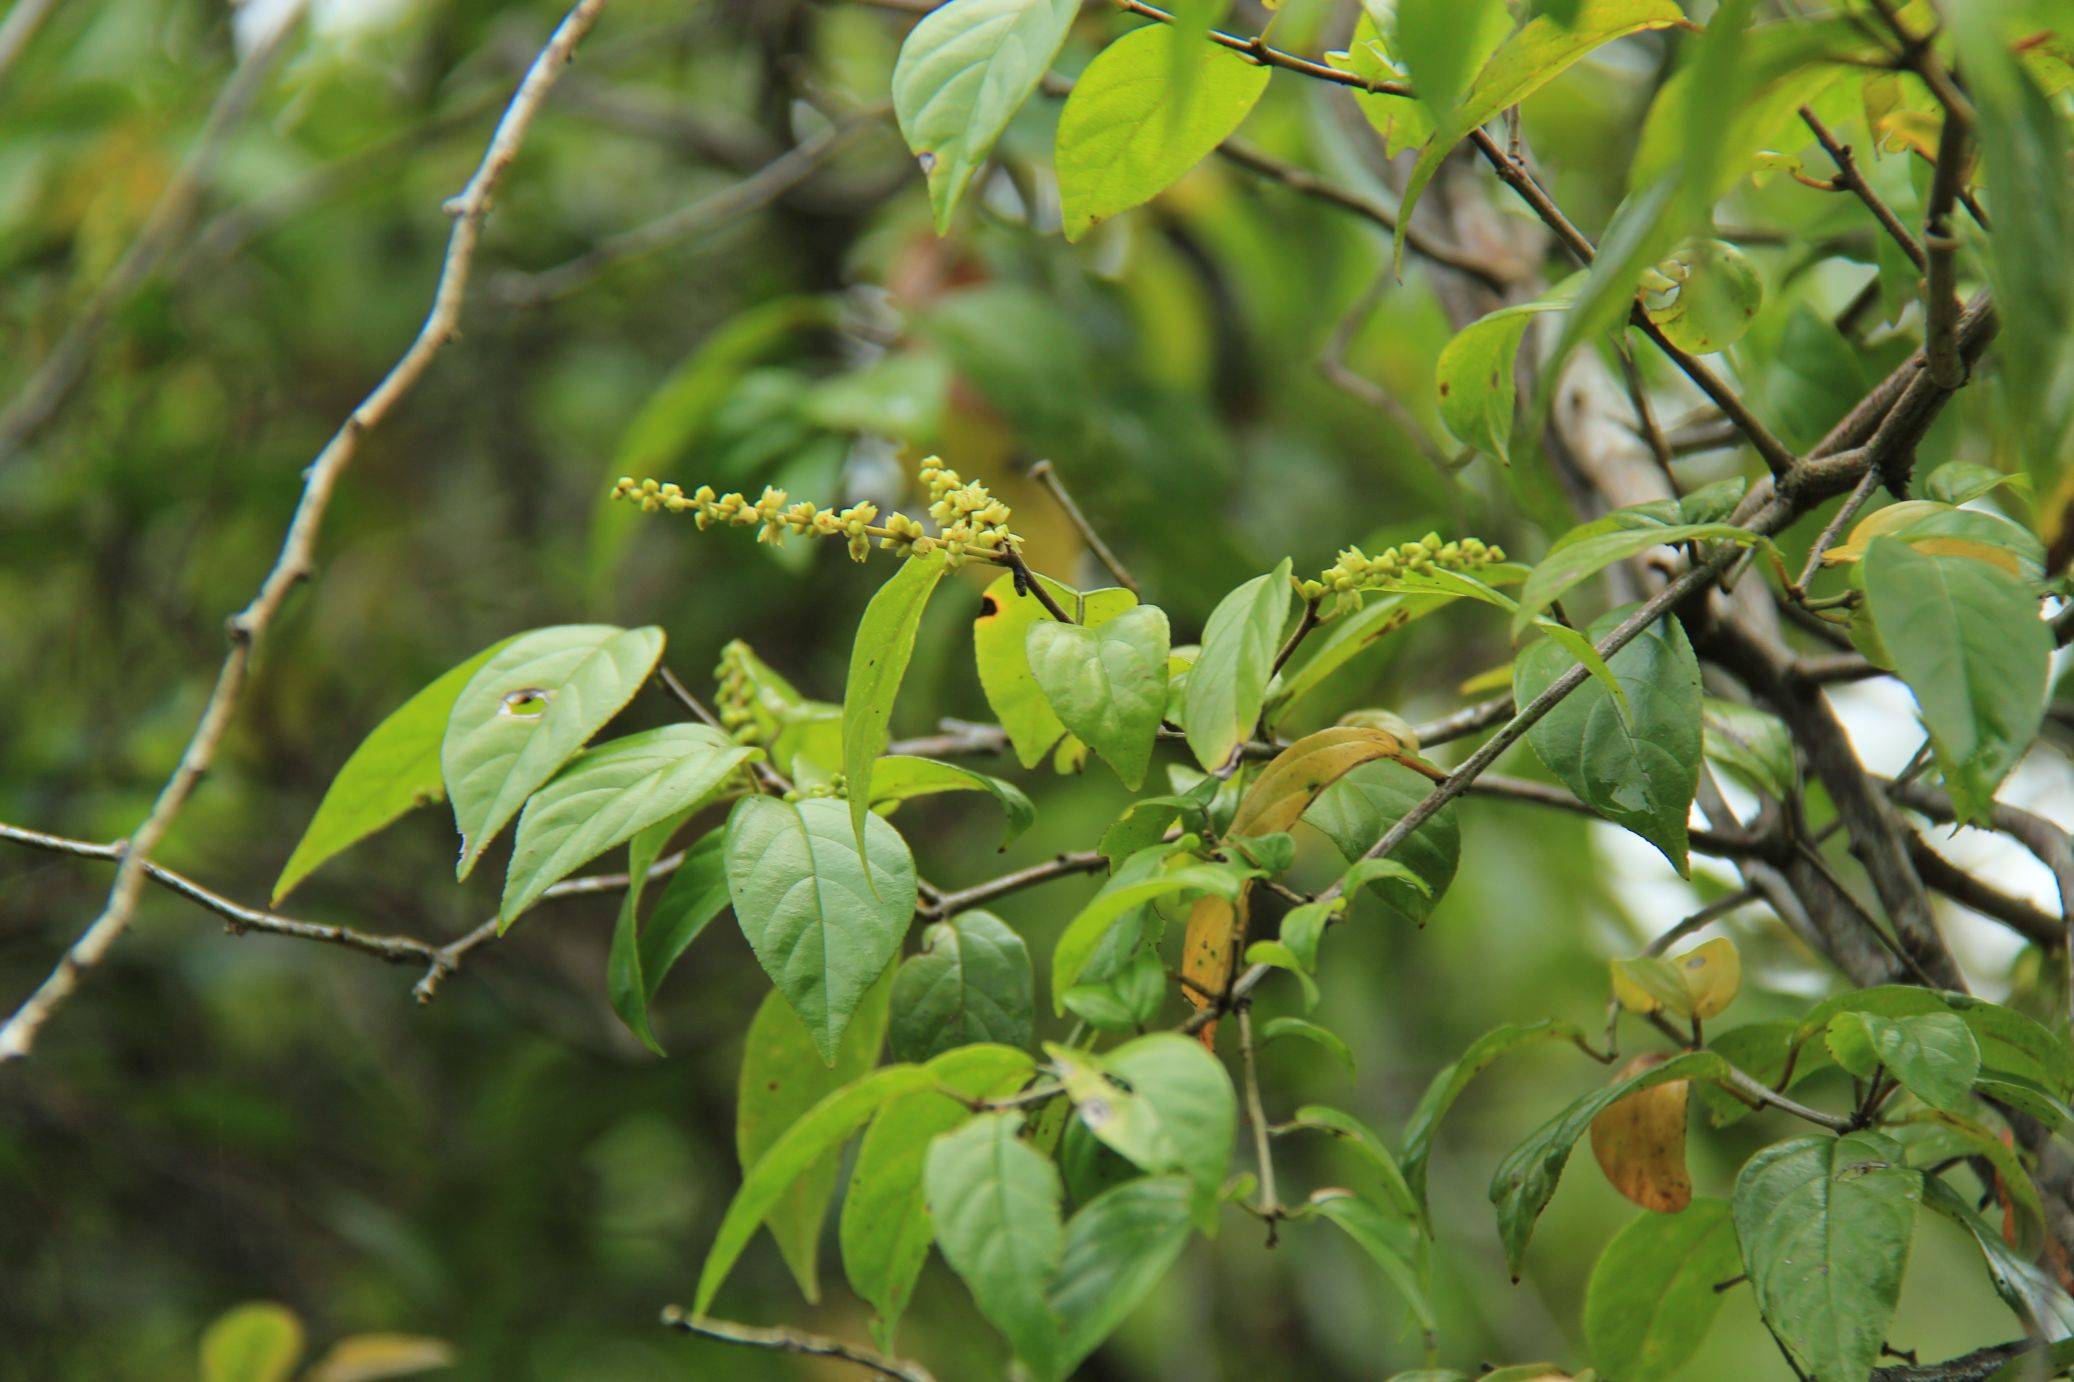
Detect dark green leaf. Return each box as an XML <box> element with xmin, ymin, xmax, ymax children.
<box><xmin>1584</xmin><ymin>1198</ymin><xmax>1741</xmax><ymax>1381</ymax></box>
<box><xmin>925</xmin><ymin>1111</ymin><xmax>1065</xmax><ymax>1375</ymax></box>
<box><xmin>1048</xmin><ymin>1175</ymin><xmax>1197</xmax><ymax>1380</ymax></box>
<box><xmin>888</xmin><ymin>911</ymin><xmax>1034</xmax><ymax>1062</ymax></box>
<box><xmin>1824</xmin><ymin>1010</ymin><xmax>1981</xmax><ymax>1112</ymax></box>
<box><xmin>1304</xmin><ymin>760</ymin><xmax>1458</xmax><ymax>926</ymax></box>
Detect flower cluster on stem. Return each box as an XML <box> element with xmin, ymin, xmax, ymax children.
<box><xmin>1299</xmin><ymin>533</ymin><xmax>1507</xmax><ymax>615</ymax></box>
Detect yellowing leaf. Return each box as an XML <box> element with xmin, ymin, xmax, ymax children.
<box><xmin>1589</xmin><ymin>1054</ymin><xmax>1694</xmax><ymax>1213</ymax></box>
<box><xmin>1677</xmin><ymin>937</ymin><xmax>1742</xmax><ymax>1019</ymax></box>
<box><xmin>1612</xmin><ymin>938</ymin><xmax>1740</xmax><ymax>1021</ymax></box>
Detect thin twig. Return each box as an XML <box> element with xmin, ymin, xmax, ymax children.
<box><xmin>1028</xmin><ymin>459</ymin><xmax>1138</xmax><ymax>593</ymax></box>
<box><xmin>1800</xmin><ymin>107</ymin><xmax>1926</xmax><ymax>271</ymax></box>
<box><xmin>0</xmin><ymin>3</ymin><xmax>308</xmax><ymax>465</ymax></box>
<box><xmin>925</xmin><ymin>852</ymin><xmax>1108</xmax><ymax>917</ymax></box>
<box><xmin>1923</xmin><ymin>113</ymin><xmax>1968</xmax><ymax>390</ymax></box>
<box><xmin>1111</xmin><ymin>0</ymin><xmax>1409</xmax><ymax>96</ymax></box>
<box><xmin>495</xmin><ymin>104</ymin><xmax>888</xmax><ymax>306</ymax></box>
<box><xmin>1794</xmin><ymin>464</ymin><xmax>1883</xmax><ymax>592</ymax></box>
<box><xmin>1237</xmin><ymin>1004</ymin><xmax>1281</xmax><ymax>1243</ymax></box>
<box><xmin>0</xmin><ymin>0</ymin><xmax>614</xmax><ymax>1062</ymax></box>
<box><xmin>660</xmin><ymin>1306</ymin><xmax>936</xmax><ymax>1382</ymax></box>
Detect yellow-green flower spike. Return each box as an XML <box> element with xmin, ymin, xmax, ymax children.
<box><xmin>1296</xmin><ymin>533</ymin><xmax>1507</xmax><ymax>612</ymax></box>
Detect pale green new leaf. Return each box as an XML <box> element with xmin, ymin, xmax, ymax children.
<box><xmin>1513</xmin><ymin>522</ymin><xmax>1758</xmax><ymax>634</ymax></box>
<box><xmin>274</xmin><ymin>637</ymin><xmax>509</xmax><ymax>903</ymax></box>
<box><xmin>1862</xmin><ymin>537</ymin><xmax>2050</xmax><ymax>824</ymax></box>
<box><xmin>201</xmin><ymin>1303</ymin><xmax>304</xmax><ymax>1382</ymax></box>
<box><xmin>889</xmin><ymin>911</ymin><xmax>1034</xmax><ymax>1062</ymax></box>
<box><xmin>842</xmin><ymin>1045</ymin><xmax>1035</xmax><ymax>1349</ymax></box>
<box><xmin>734</xmin><ymin>971</ymin><xmax>894</xmax><ymax>1304</ymax></box>
<box><xmin>844</xmin><ymin>551</ymin><xmax>949</xmax><ymax>851</ymax></box>
<box><xmin>725</xmin><ymin>796</ymin><xmax>917</xmax><ymax>1062</ymax></box>
<box><xmin>1057</xmin><ymin>24</ymin><xmax>1272</xmax><ymax>242</ymax></box>
<box><xmin>443</xmin><ymin>624</ymin><xmax>665</xmax><ymax>879</ymax></box>
<box><xmin>500</xmin><ymin>725</ymin><xmax>752</xmax><ymax>928</ymax></box>
<box><xmin>925</xmin><ymin>1111</ymin><xmax>1065</xmax><ymax>1376</ymax></box>
<box><xmin>1514</xmin><ymin>608</ymin><xmax>1702</xmax><ymax>874</ymax></box>
<box><xmin>1184</xmin><ymin>559</ymin><xmax>1291</xmax><ymax>771</ymax></box>
<box><xmin>1733</xmin><ymin>1131</ymin><xmax>1922</xmax><ymax>1381</ymax></box>
<box><xmin>1026</xmin><ymin>605</ymin><xmax>1171</xmax><ymax>788</ymax></box>
<box><xmin>1584</xmin><ymin>1198</ymin><xmax>1741</xmax><ymax>1381</ymax></box>
<box><xmin>892</xmin><ymin>0</ymin><xmax>1080</xmax><ymax>232</ymax></box>
<box><xmin>867</xmin><ymin>755</ymin><xmax>1035</xmax><ymax>847</ymax></box>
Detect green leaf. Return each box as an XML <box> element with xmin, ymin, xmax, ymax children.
<box><xmin>867</xmin><ymin>755</ymin><xmax>1034</xmax><ymax>847</ymax></box>
<box><xmin>1825</xmin><ymin>1011</ymin><xmax>1981</xmax><ymax>1113</ymax></box>
<box><xmin>1304</xmin><ymin>1190</ymin><xmax>1436</xmax><ymax>1337</ymax></box>
<box><xmin>1402</xmin><ymin>1019</ymin><xmax>1597</xmax><ymax>1214</ymax></box>
<box><xmin>201</xmin><ymin>1302</ymin><xmax>304</xmax><ymax>1382</ymax></box>
<box><xmin>607</xmin><ymin>809</ymin><xmax>692</xmax><ymax>1055</ymax></box>
<box><xmin>1794</xmin><ymin>988</ymin><xmax>2074</xmax><ymax>1115</ymax></box>
<box><xmin>1394</xmin><ymin>0</ymin><xmax>1513</xmax><ymax>123</ymax></box>
<box><xmin>734</xmin><ymin>969</ymin><xmax>894</xmax><ymax>1303</ymax></box>
<box><xmin>1702</xmin><ymin>697</ymin><xmax>1795</xmax><ymax>800</ymax></box>
<box><xmin>1261</xmin><ymin>1017</ymin><xmax>1355</xmax><ymax>1075</ymax></box>
<box><xmin>1337</xmin><ymin>15</ymin><xmax>1434</xmax><ymax>158</ymax></box>
<box><xmin>1050</xmin><ymin>845</ymin><xmax>1250</xmax><ymax>1012</ymax></box>
<box><xmin>1435</xmin><ymin>287</ymin><xmax>1575</xmax><ymax>464</ymax></box>
<box><xmin>1514</xmin><ymin>608</ymin><xmax>1702</xmax><ymax>874</ymax></box>
<box><xmin>1922</xmin><ymin>1177</ymin><xmax>2074</xmax><ymax>1343</ymax></box>
<box><xmin>1513</xmin><ymin>523</ymin><xmax>1757</xmax><ymax>634</ymax></box>
<box><xmin>1048</xmin><ymin>1176</ymin><xmax>1197</xmax><ymax>1380</ymax></box>
<box><xmin>700</xmin><ymin>1063</ymin><xmax>937</xmax><ymax>1313</ymax></box>
<box><xmin>1184</xmin><ymin>560</ymin><xmax>1292</xmax><ymax>771</ymax></box>
<box><xmin>725</xmin><ymin>796</ymin><xmax>917</xmax><ymax>1063</ymax></box>
<box><xmin>1640</xmin><ymin>239</ymin><xmax>1763</xmax><ymax>354</ymax></box>
<box><xmin>891</xmin><ymin>0</ymin><xmax>1080</xmax><ymax>233</ymax></box>
<box><xmin>1278</xmin><ymin>898</ymin><xmax>1340</xmax><ymax>972</ymax></box>
<box><xmin>974</xmin><ymin>572</ymin><xmax>1139</xmax><ymax>768</ymax></box>
<box><xmin>925</xmin><ymin>1111</ymin><xmax>1065</xmax><ymax>1375</ymax></box>
<box><xmin>1098</xmin><ymin>781</ymin><xmax>1214</xmax><ymax>864</ymax></box>
<box><xmin>1392</xmin><ymin>0</ymin><xmax>1686</xmax><ymax>269</ymax></box>
<box><xmin>499</xmin><ymin>725</ymin><xmax>752</xmax><ymax>928</ymax></box>
<box><xmin>442</xmin><ymin>624</ymin><xmax>665</xmax><ymax>879</ymax></box>
<box><xmin>1268</xmin><ymin>590</ymin><xmax>1459</xmax><ymax>722</ymax></box>
<box><xmin>637</xmin><ymin>828</ymin><xmax>732</xmax><ymax>1001</ymax></box>
<box><xmin>1027</xmin><ymin>605</ymin><xmax>1171</xmax><ymax>788</ymax></box>
<box><xmin>1048</xmin><ymin>1033</ymin><xmax>1236</xmax><ymax>1196</ymax></box>
<box><xmin>1057</xmin><ymin>23</ymin><xmax>1272</xmax><ymax>242</ymax></box>
<box><xmin>889</xmin><ymin>911</ymin><xmax>1035</xmax><ymax>1062</ymax></box>
<box><xmin>273</xmin><ymin>637</ymin><xmax>509</xmax><ymax>902</ymax></box>
<box><xmin>1584</xmin><ymin>1198</ymin><xmax>1741</xmax><ymax>1381</ymax></box>
<box><xmin>845</xmin><ymin>551</ymin><xmax>950</xmax><ymax>852</ymax></box>
<box><xmin>1733</xmin><ymin>1132</ymin><xmax>1922</xmax><ymax>1382</ymax></box>
<box><xmin>1305</xmin><ymin>760</ymin><xmax>1458</xmax><ymax>926</ymax></box>
<box><xmin>1490</xmin><ymin>1050</ymin><xmax>1727</xmax><ymax>1276</ymax></box>
<box><xmin>1861</xmin><ymin>537</ymin><xmax>2051</xmax><ymax>824</ymax></box>
<box><xmin>1285</xmin><ymin>1104</ymin><xmax>1418</xmax><ymax>1221</ymax></box>
<box><xmin>842</xmin><ymin>1044</ymin><xmax>1035</xmax><ymax>1350</ymax></box>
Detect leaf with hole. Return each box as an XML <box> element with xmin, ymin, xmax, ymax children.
<box><xmin>892</xmin><ymin>0</ymin><xmax>1081</xmax><ymax>232</ymax></box>
<box><xmin>443</xmin><ymin>624</ymin><xmax>665</xmax><ymax>879</ymax></box>
<box><xmin>274</xmin><ymin>637</ymin><xmax>510</xmax><ymax>902</ymax></box>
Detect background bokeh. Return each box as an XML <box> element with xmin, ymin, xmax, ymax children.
<box><xmin>1</xmin><ymin>1</ymin><xmax>2066</xmax><ymax>1377</ymax></box>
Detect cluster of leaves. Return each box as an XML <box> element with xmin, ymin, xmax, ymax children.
<box><xmin>199</xmin><ymin>0</ymin><xmax>2074</xmax><ymax>1376</ymax></box>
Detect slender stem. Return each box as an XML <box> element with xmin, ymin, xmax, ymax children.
<box><xmin>1269</xmin><ymin>599</ymin><xmax>1321</xmax><ymax>679</ymax></box>
<box><xmin>1028</xmin><ymin>459</ymin><xmax>1138</xmax><ymax>593</ymax></box>
<box><xmin>1109</xmin><ymin>0</ymin><xmax>1410</xmax><ymax>96</ymax></box>
<box><xmin>1800</xmin><ymin>107</ymin><xmax>1926</xmax><ymax>271</ymax></box>
<box><xmin>659</xmin><ymin>1307</ymin><xmax>935</xmax><ymax>1382</ymax></box>
<box><xmin>1007</xmin><ymin>548</ymin><xmax>1076</xmax><ymax>623</ymax></box>
<box><xmin>1237</xmin><ymin>1004</ymin><xmax>1281</xmax><ymax>1243</ymax></box>
<box><xmin>1794</xmin><ymin>465</ymin><xmax>1883</xmax><ymax>593</ymax></box>
<box><xmin>1923</xmin><ymin>113</ymin><xmax>1968</xmax><ymax>390</ymax></box>
<box><xmin>925</xmin><ymin>852</ymin><xmax>1108</xmax><ymax>916</ymax></box>
<box><xmin>0</xmin><ymin>0</ymin><xmax>615</xmax><ymax>1062</ymax></box>
<box><xmin>657</xmin><ymin>665</ymin><xmax>793</xmax><ymax>795</ymax></box>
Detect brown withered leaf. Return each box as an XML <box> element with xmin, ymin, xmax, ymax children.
<box><xmin>1589</xmin><ymin>1053</ymin><xmax>1693</xmax><ymax>1213</ymax></box>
